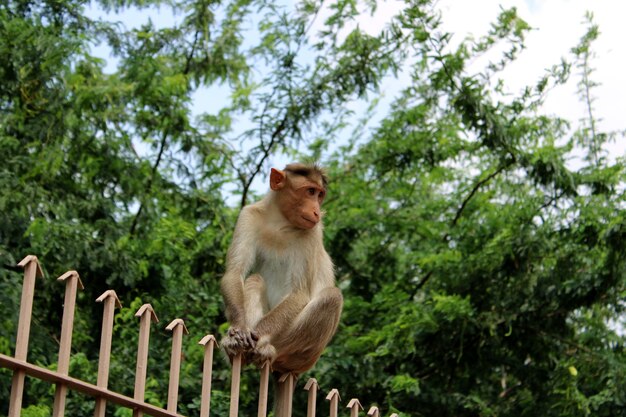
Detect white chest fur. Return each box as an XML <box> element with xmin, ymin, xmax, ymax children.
<box><xmin>255</xmin><ymin>243</ymin><xmax>308</xmax><ymax>309</ymax></box>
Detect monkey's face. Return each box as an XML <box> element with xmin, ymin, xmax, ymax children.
<box><xmin>280</xmin><ymin>179</ymin><xmax>325</xmax><ymax>230</ymax></box>
<box><xmin>270</xmin><ymin>167</ymin><xmax>326</xmax><ymax>230</ymax></box>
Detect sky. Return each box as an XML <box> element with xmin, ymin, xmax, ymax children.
<box><xmin>89</xmin><ymin>0</ymin><xmax>626</xmax><ymax>170</ymax></box>
<box><xmin>438</xmin><ymin>0</ymin><xmax>625</xmax><ymax>150</ymax></box>
<box><xmin>275</xmin><ymin>0</ymin><xmax>626</xmax><ymax>171</ymax></box>
<box><xmin>349</xmin><ymin>0</ymin><xmax>625</xmax><ymax>159</ymax></box>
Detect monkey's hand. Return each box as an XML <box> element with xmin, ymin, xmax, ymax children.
<box><xmin>250</xmin><ymin>335</ymin><xmax>277</xmax><ymax>367</ymax></box>
<box><xmin>221</xmin><ymin>327</ymin><xmax>259</xmax><ymax>359</ymax></box>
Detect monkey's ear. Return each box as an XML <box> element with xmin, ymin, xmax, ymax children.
<box><xmin>270</xmin><ymin>168</ymin><xmax>286</xmax><ymax>190</ymax></box>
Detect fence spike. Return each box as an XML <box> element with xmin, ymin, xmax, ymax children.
<box><xmin>133</xmin><ymin>304</ymin><xmax>158</xmax><ymax>417</ymax></box>
<box><xmin>94</xmin><ymin>290</ymin><xmax>122</xmax><ymax>417</ymax></box>
<box><xmin>325</xmin><ymin>389</ymin><xmax>340</xmax><ymax>417</ymax></box>
<box><xmin>367</xmin><ymin>406</ymin><xmax>380</xmax><ymax>417</ymax></box>
<box><xmin>8</xmin><ymin>255</ymin><xmax>44</xmax><ymax>417</ymax></box>
<box><xmin>165</xmin><ymin>319</ymin><xmax>188</xmax><ymax>413</ymax></box>
<box><xmin>96</xmin><ymin>289</ymin><xmax>122</xmax><ymax>307</ymax></box>
<box><xmin>347</xmin><ymin>399</ymin><xmax>363</xmax><ymax>417</ymax></box>
<box><xmin>52</xmin><ymin>270</ymin><xmax>84</xmax><ymax>417</ymax></box>
<box><xmin>17</xmin><ymin>255</ymin><xmax>44</xmax><ymax>276</ymax></box>
<box><xmin>229</xmin><ymin>354</ymin><xmax>243</xmax><ymax>417</ymax></box>
<box><xmin>304</xmin><ymin>378</ymin><xmax>319</xmax><ymax>417</ymax></box>
<box><xmin>257</xmin><ymin>360</ymin><xmax>271</xmax><ymax>417</ymax></box>
<box><xmin>198</xmin><ymin>335</ymin><xmax>217</xmax><ymax>417</ymax></box>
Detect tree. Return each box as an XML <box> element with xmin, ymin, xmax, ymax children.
<box><xmin>1</xmin><ymin>0</ymin><xmax>402</xmax><ymax>414</ymax></box>
<box><xmin>321</xmin><ymin>6</ymin><xmax>625</xmax><ymax>417</ymax></box>
<box><xmin>0</xmin><ymin>0</ymin><xmax>234</xmax><ymax>414</ymax></box>
<box><xmin>1</xmin><ymin>1</ymin><xmax>624</xmax><ymax>416</ymax></box>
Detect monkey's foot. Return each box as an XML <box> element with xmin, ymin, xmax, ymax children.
<box><xmin>221</xmin><ymin>327</ymin><xmax>258</xmax><ymax>359</ymax></box>
<box><xmin>251</xmin><ymin>337</ymin><xmax>277</xmax><ymax>367</ymax></box>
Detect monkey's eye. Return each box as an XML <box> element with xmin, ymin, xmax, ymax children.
<box><xmin>307</xmin><ymin>187</ymin><xmax>317</xmax><ymax>196</ymax></box>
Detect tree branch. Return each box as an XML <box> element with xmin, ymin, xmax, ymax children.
<box><xmin>413</xmin><ymin>162</ymin><xmax>511</xmax><ymax>294</ymax></box>
<box><xmin>239</xmin><ymin>116</ymin><xmax>288</xmax><ymax>208</ymax></box>
<box><xmin>451</xmin><ymin>162</ymin><xmax>511</xmax><ymax>228</ymax></box>
<box><xmin>130</xmin><ymin>129</ymin><xmax>168</xmax><ymax>236</ymax></box>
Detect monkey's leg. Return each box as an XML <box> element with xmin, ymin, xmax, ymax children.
<box><xmin>271</xmin><ymin>287</ymin><xmax>343</xmax><ymax>374</ymax></box>
<box><xmin>250</xmin><ymin>289</ymin><xmax>309</xmax><ymax>367</ymax></box>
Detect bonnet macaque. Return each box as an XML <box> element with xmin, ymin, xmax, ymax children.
<box><xmin>220</xmin><ymin>163</ymin><xmax>342</xmax><ymax>375</ymax></box>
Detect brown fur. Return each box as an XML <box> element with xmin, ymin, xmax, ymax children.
<box><xmin>220</xmin><ymin>163</ymin><xmax>342</xmax><ymax>382</ymax></box>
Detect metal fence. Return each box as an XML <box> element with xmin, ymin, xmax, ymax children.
<box><xmin>0</xmin><ymin>255</ymin><xmax>399</xmax><ymax>417</ymax></box>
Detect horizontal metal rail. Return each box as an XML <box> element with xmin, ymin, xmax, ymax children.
<box><xmin>0</xmin><ymin>354</ymin><xmax>184</xmax><ymax>417</ymax></box>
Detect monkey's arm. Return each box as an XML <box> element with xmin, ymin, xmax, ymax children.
<box><xmin>220</xmin><ymin>209</ymin><xmax>258</xmax><ymax>354</ymax></box>
<box><xmin>220</xmin><ymin>266</ymin><xmax>247</xmax><ymax>328</ymax></box>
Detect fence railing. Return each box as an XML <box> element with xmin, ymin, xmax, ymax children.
<box><xmin>0</xmin><ymin>255</ymin><xmax>400</xmax><ymax>417</ymax></box>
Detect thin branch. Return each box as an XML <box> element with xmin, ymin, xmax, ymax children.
<box><xmin>183</xmin><ymin>30</ymin><xmax>200</xmax><ymax>76</ymax></box>
<box><xmin>239</xmin><ymin>116</ymin><xmax>288</xmax><ymax>208</ymax></box>
<box><xmin>451</xmin><ymin>162</ymin><xmax>511</xmax><ymax>228</ymax></box>
<box><xmin>130</xmin><ymin>129</ymin><xmax>168</xmax><ymax>236</ymax></box>
<box><xmin>581</xmin><ymin>52</ymin><xmax>598</xmax><ymax>165</ymax></box>
<box><xmin>413</xmin><ymin>162</ymin><xmax>511</xmax><ymax>294</ymax></box>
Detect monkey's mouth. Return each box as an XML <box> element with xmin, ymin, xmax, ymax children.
<box><xmin>301</xmin><ymin>216</ymin><xmax>318</xmax><ymax>227</ymax></box>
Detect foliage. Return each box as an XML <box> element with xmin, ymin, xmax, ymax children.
<box><xmin>0</xmin><ymin>1</ymin><xmax>624</xmax><ymax>417</ymax></box>
<box><xmin>321</xmin><ymin>7</ymin><xmax>625</xmax><ymax>417</ymax></box>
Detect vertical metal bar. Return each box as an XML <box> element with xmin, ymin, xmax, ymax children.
<box><xmin>52</xmin><ymin>271</ymin><xmax>83</xmax><ymax>417</ymax></box>
<box><xmin>166</xmin><ymin>319</ymin><xmax>188</xmax><ymax>413</ymax></box>
<box><xmin>325</xmin><ymin>389</ymin><xmax>340</xmax><ymax>417</ymax></box>
<box><xmin>257</xmin><ymin>361</ymin><xmax>271</xmax><ymax>417</ymax></box>
<box><xmin>304</xmin><ymin>378</ymin><xmax>318</xmax><ymax>417</ymax></box>
<box><xmin>278</xmin><ymin>373</ymin><xmax>295</xmax><ymax>417</ymax></box>
<box><xmin>8</xmin><ymin>255</ymin><xmax>43</xmax><ymax>417</ymax></box>
<box><xmin>347</xmin><ymin>399</ymin><xmax>363</xmax><ymax>417</ymax></box>
<box><xmin>133</xmin><ymin>304</ymin><xmax>158</xmax><ymax>417</ymax></box>
<box><xmin>199</xmin><ymin>335</ymin><xmax>217</xmax><ymax>417</ymax></box>
<box><xmin>94</xmin><ymin>290</ymin><xmax>121</xmax><ymax>417</ymax></box>
<box><xmin>367</xmin><ymin>406</ymin><xmax>380</xmax><ymax>417</ymax></box>
<box><xmin>229</xmin><ymin>354</ymin><xmax>243</xmax><ymax>417</ymax></box>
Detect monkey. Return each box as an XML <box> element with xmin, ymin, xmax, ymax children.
<box><xmin>220</xmin><ymin>163</ymin><xmax>343</xmax><ymax>377</ymax></box>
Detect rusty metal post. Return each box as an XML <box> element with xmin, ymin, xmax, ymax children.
<box><xmin>199</xmin><ymin>335</ymin><xmax>217</xmax><ymax>417</ymax></box>
<box><xmin>133</xmin><ymin>304</ymin><xmax>158</xmax><ymax>417</ymax></box>
<box><xmin>8</xmin><ymin>255</ymin><xmax>44</xmax><ymax>417</ymax></box>
<box><xmin>166</xmin><ymin>319</ymin><xmax>188</xmax><ymax>413</ymax></box>
<box><xmin>347</xmin><ymin>399</ymin><xmax>363</xmax><ymax>417</ymax></box>
<box><xmin>52</xmin><ymin>271</ymin><xmax>84</xmax><ymax>417</ymax></box>
<box><xmin>94</xmin><ymin>290</ymin><xmax>122</xmax><ymax>417</ymax></box>
<box><xmin>326</xmin><ymin>389</ymin><xmax>340</xmax><ymax>417</ymax></box>
<box><xmin>257</xmin><ymin>361</ymin><xmax>271</xmax><ymax>417</ymax></box>
<box><xmin>304</xmin><ymin>378</ymin><xmax>318</xmax><ymax>417</ymax></box>
<box><xmin>229</xmin><ymin>354</ymin><xmax>243</xmax><ymax>417</ymax></box>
